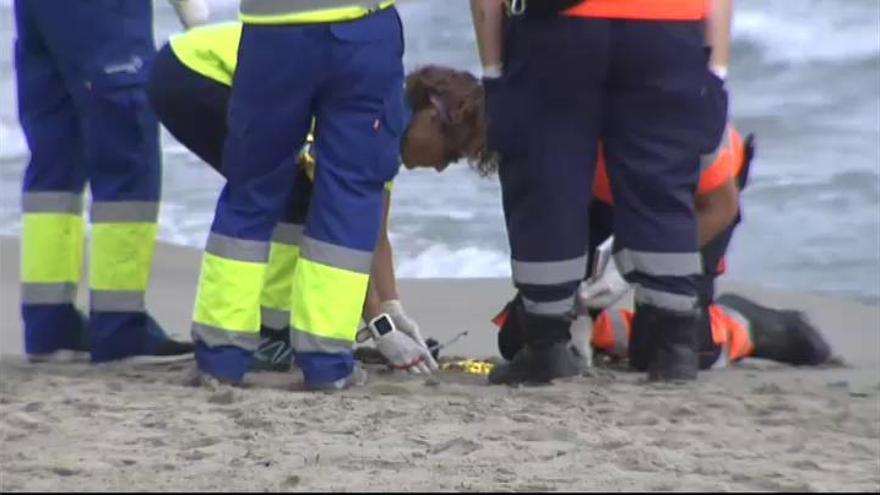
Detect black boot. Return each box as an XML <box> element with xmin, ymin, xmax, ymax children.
<box><xmin>716</xmin><ymin>294</ymin><xmax>831</xmax><ymax>366</ymax></box>
<box><xmin>631</xmin><ymin>304</ymin><xmax>700</xmax><ymax>382</ymax></box>
<box><xmin>696</xmin><ymin>305</ymin><xmax>723</xmax><ymax>370</ymax></box>
<box><xmin>496</xmin><ymin>295</ymin><xmax>525</xmax><ymax>361</ymax></box>
<box><xmin>489</xmin><ymin>307</ymin><xmax>586</xmax><ymax>385</ymax></box>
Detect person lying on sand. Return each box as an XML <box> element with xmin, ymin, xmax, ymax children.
<box><xmin>147</xmin><ymin>22</ymin><xmax>490</xmax><ymax>375</ymax></box>
<box><xmin>491</xmin><ymin>127</ymin><xmax>833</xmax><ymax>373</ymax></box>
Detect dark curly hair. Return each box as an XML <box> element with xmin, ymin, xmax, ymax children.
<box><xmin>405</xmin><ymin>65</ymin><xmax>497</xmax><ymax>176</ymax></box>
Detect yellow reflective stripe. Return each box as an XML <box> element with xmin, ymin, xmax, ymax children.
<box><xmin>169</xmin><ymin>21</ymin><xmax>242</xmax><ymax>87</ymax></box>
<box><xmin>240</xmin><ymin>0</ymin><xmax>394</xmax><ymax>24</ymax></box>
<box><xmin>89</xmin><ymin>223</ymin><xmax>157</xmax><ymax>291</ymax></box>
<box><xmin>290</xmin><ymin>257</ymin><xmax>368</xmax><ymax>344</ymax></box>
<box><xmin>261</xmin><ymin>242</ymin><xmax>301</xmax><ymax>312</ymax></box>
<box><xmin>21</xmin><ymin>213</ymin><xmax>84</xmax><ymax>284</ymax></box>
<box><xmin>193</xmin><ymin>252</ymin><xmax>265</xmax><ymax>332</ymax></box>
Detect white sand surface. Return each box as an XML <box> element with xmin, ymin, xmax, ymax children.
<box><xmin>1</xmin><ymin>237</ymin><xmax>878</xmax><ymax>491</ymax></box>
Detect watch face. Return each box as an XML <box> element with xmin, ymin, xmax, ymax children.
<box><xmin>374</xmin><ymin>315</ymin><xmax>394</xmax><ymax>336</ymax></box>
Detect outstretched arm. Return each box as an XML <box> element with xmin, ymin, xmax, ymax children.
<box><xmin>470</xmin><ymin>0</ymin><xmax>506</xmax><ymax>78</ymax></box>
<box><xmin>706</xmin><ymin>0</ymin><xmax>734</xmax><ymax>79</ymax></box>
<box><xmin>364</xmin><ymin>191</ymin><xmax>397</xmax><ymax>321</ymax></box>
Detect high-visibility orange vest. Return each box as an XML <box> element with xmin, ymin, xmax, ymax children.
<box><xmin>593</xmin><ymin>125</ymin><xmax>745</xmax><ymax>205</ymax></box>
<box><xmin>592</xmin><ymin>305</ymin><xmax>754</xmax><ymax>364</ymax></box>
<box><xmin>564</xmin><ymin>0</ymin><xmax>710</xmax><ymax>21</ymax></box>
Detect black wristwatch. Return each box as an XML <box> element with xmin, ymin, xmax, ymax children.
<box><xmin>356</xmin><ymin>313</ymin><xmax>396</xmax><ymax>343</ymax></box>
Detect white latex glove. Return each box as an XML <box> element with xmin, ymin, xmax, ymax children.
<box><xmin>381</xmin><ymin>300</ymin><xmax>439</xmax><ymax>371</ymax></box>
<box><xmin>374</xmin><ymin>325</ymin><xmax>438</xmax><ymax>375</ymax></box>
<box><xmin>169</xmin><ymin>0</ymin><xmax>210</xmax><ymax>29</ymax></box>
<box><xmin>578</xmin><ymin>255</ymin><xmax>631</xmax><ymax>311</ymax></box>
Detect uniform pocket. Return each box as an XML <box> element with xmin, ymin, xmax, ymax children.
<box><xmin>373</xmin><ymin>91</ymin><xmax>406</xmax><ymax>182</ymax></box>
<box><xmin>697</xmin><ymin>70</ymin><xmax>729</xmax><ymax>154</ymax></box>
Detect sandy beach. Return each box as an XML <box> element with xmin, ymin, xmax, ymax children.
<box><xmin>1</xmin><ymin>236</ymin><xmax>878</xmax><ymax>491</ymax></box>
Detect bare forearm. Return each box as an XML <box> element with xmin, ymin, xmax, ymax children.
<box><xmin>696</xmin><ymin>179</ymin><xmax>739</xmax><ymax>246</ymax></box>
<box><xmin>706</xmin><ymin>0</ymin><xmax>733</xmax><ymax>76</ymax></box>
<box><xmin>364</xmin><ymin>192</ymin><xmax>398</xmax><ymax>321</ymax></box>
<box><xmin>470</xmin><ymin>0</ymin><xmax>505</xmax><ymax>71</ymax></box>
<box><xmin>372</xmin><ymin>233</ymin><xmax>398</xmax><ymax>304</ymax></box>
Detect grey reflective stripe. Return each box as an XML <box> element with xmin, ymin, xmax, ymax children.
<box><xmin>241</xmin><ymin>0</ymin><xmax>384</xmax><ymax>17</ymax></box>
<box><xmin>22</xmin><ymin>192</ymin><xmax>83</xmax><ymax>214</ymax></box>
<box><xmin>206</xmin><ymin>233</ymin><xmax>269</xmax><ymax>263</ymax></box>
<box><xmin>291</xmin><ymin>327</ymin><xmax>353</xmax><ymax>354</ymax></box>
<box><xmin>261</xmin><ymin>307</ymin><xmax>290</xmax><ymax>330</ymax></box>
<box><xmin>512</xmin><ymin>255</ymin><xmax>587</xmax><ymax>286</ymax></box>
<box><xmin>271</xmin><ymin>223</ymin><xmax>304</xmax><ymax>246</ymax></box>
<box><xmin>633</xmin><ymin>285</ymin><xmax>698</xmax><ymax>313</ymax></box>
<box><xmin>615</xmin><ymin>249</ymin><xmax>702</xmax><ymax>277</ymax></box>
<box><xmin>192</xmin><ymin>322</ymin><xmax>261</xmax><ymax>351</ymax></box>
<box><xmin>90</xmin><ymin>290</ymin><xmax>145</xmax><ymax>312</ymax></box>
<box><xmin>608</xmin><ymin>310</ymin><xmax>629</xmax><ymax>358</ymax></box>
<box><xmin>521</xmin><ymin>295</ymin><xmax>575</xmax><ymax>316</ymax></box>
<box><xmin>90</xmin><ymin>201</ymin><xmax>159</xmax><ymax>223</ymax></box>
<box><xmin>701</xmin><ymin>127</ymin><xmax>732</xmax><ymax>171</ymax></box>
<box><xmin>21</xmin><ymin>283</ymin><xmax>77</xmax><ymax>304</ymax></box>
<box><xmin>300</xmin><ymin>236</ymin><xmax>372</xmax><ymax>274</ymax></box>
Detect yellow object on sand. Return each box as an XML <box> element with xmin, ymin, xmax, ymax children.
<box><xmin>440</xmin><ymin>359</ymin><xmax>495</xmax><ymax>376</ymax></box>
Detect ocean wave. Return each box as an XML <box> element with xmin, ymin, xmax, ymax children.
<box><xmin>0</xmin><ymin>121</ymin><xmax>28</xmax><ymax>162</ymax></box>
<box><xmin>734</xmin><ymin>1</ymin><xmax>880</xmax><ymax>65</ymax></box>
<box><xmin>396</xmin><ymin>244</ymin><xmax>510</xmax><ymax>278</ymax></box>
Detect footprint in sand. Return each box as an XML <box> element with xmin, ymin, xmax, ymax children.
<box><xmin>48</xmin><ymin>465</ymin><xmax>80</xmax><ymax>477</ymax></box>
<box><xmin>429</xmin><ymin>436</ymin><xmax>483</xmax><ymax>456</ymax></box>
<box><xmin>186</xmin><ymin>437</ymin><xmax>220</xmax><ymax>449</ymax></box>
<box><xmin>180</xmin><ymin>450</ymin><xmax>211</xmax><ymax>461</ymax></box>
<box><xmin>512</xmin><ymin>427</ymin><xmax>577</xmax><ymax>443</ymax></box>
<box><xmin>6</xmin><ymin>412</ymin><xmax>42</xmax><ymax>432</ymax></box>
<box><xmin>208</xmin><ymin>389</ymin><xmax>239</xmax><ymax>405</ymax></box>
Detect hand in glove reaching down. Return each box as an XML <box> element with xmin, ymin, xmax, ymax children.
<box><xmin>578</xmin><ymin>255</ymin><xmax>632</xmax><ymax>311</ymax></box>
<box><xmin>381</xmin><ymin>300</ymin><xmax>423</xmax><ymax>344</ymax></box>
<box><xmin>369</xmin><ymin>313</ymin><xmax>439</xmax><ymax>375</ymax></box>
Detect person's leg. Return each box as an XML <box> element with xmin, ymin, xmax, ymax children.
<box><xmin>290</xmin><ymin>8</ymin><xmax>405</xmax><ymax>388</ymax></box>
<box><xmin>489</xmin><ymin>16</ymin><xmax>610</xmax><ymax>384</ymax></box>
<box><xmin>714</xmin><ymin>295</ymin><xmax>831</xmax><ymax>366</ymax></box>
<box><xmin>253</xmin><ymin>168</ymin><xmax>312</xmax><ymax>372</ymax></box>
<box><xmin>15</xmin><ymin>0</ymin><xmax>88</xmax><ymax>359</ymax></box>
<box><xmin>190</xmin><ymin>22</ymin><xmax>318</xmax><ymax>383</ymax></box>
<box><xmin>58</xmin><ymin>0</ymin><xmax>189</xmax><ymax>362</ymax></box>
<box><xmin>497</xmin><ymin>197</ymin><xmax>614</xmax><ymax>361</ymax></box>
<box><xmin>146</xmin><ymin>42</ymin><xmax>231</xmax><ymax>174</ymax></box>
<box><xmin>603</xmin><ymin>20</ymin><xmax>728</xmax><ymax>381</ymax></box>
